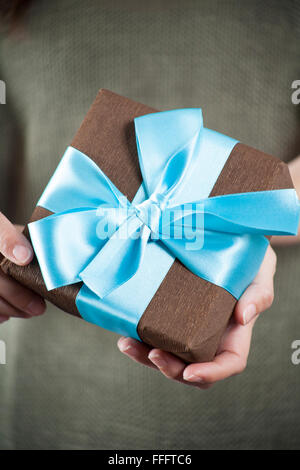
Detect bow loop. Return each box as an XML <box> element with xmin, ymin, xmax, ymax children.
<box><xmin>38</xmin><ymin>147</ymin><xmax>126</xmax><ymax>213</ymax></box>
<box><xmin>134</xmin><ymin>109</ymin><xmax>203</xmax><ymax>198</ymax></box>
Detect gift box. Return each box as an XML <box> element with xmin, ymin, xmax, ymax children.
<box><xmin>1</xmin><ymin>89</ymin><xmax>299</xmax><ymax>363</ymax></box>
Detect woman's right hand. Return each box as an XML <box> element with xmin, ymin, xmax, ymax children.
<box><xmin>272</xmin><ymin>155</ymin><xmax>300</xmax><ymax>246</ymax></box>
<box><xmin>0</xmin><ymin>212</ymin><xmax>46</xmax><ymax>324</ymax></box>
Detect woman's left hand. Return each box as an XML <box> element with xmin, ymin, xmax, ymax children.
<box><xmin>117</xmin><ymin>245</ymin><xmax>276</xmax><ymax>389</ymax></box>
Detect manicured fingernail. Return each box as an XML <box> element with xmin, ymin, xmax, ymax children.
<box><xmin>12</xmin><ymin>245</ymin><xmax>32</xmax><ymax>264</ymax></box>
<box><xmin>243</xmin><ymin>304</ymin><xmax>257</xmax><ymax>325</ymax></box>
<box><xmin>118</xmin><ymin>338</ymin><xmax>132</xmax><ymax>353</ymax></box>
<box><xmin>26</xmin><ymin>299</ymin><xmax>45</xmax><ymax>316</ymax></box>
<box><xmin>148</xmin><ymin>352</ymin><xmax>167</xmax><ymax>368</ymax></box>
<box><xmin>183</xmin><ymin>373</ymin><xmax>204</xmax><ymax>383</ymax></box>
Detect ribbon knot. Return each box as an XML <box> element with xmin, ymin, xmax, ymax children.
<box><xmin>133</xmin><ymin>195</ymin><xmax>167</xmax><ymax>236</ymax></box>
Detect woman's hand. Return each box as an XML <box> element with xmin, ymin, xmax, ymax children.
<box><xmin>272</xmin><ymin>155</ymin><xmax>300</xmax><ymax>246</ymax></box>
<box><xmin>117</xmin><ymin>245</ymin><xmax>276</xmax><ymax>389</ymax></box>
<box><xmin>0</xmin><ymin>212</ymin><xmax>46</xmax><ymax>324</ymax></box>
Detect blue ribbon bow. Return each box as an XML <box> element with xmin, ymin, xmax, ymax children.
<box><xmin>28</xmin><ymin>109</ymin><xmax>300</xmax><ymax>339</ymax></box>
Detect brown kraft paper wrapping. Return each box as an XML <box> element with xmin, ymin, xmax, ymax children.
<box><xmin>1</xmin><ymin>89</ymin><xmax>294</xmax><ymax>363</ymax></box>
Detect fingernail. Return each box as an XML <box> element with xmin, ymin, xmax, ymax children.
<box><xmin>148</xmin><ymin>352</ymin><xmax>167</xmax><ymax>368</ymax></box>
<box><xmin>12</xmin><ymin>245</ymin><xmax>32</xmax><ymax>264</ymax></box>
<box><xmin>243</xmin><ymin>304</ymin><xmax>257</xmax><ymax>325</ymax></box>
<box><xmin>118</xmin><ymin>338</ymin><xmax>132</xmax><ymax>353</ymax></box>
<box><xmin>183</xmin><ymin>373</ymin><xmax>204</xmax><ymax>383</ymax></box>
<box><xmin>26</xmin><ymin>299</ymin><xmax>45</xmax><ymax>316</ymax></box>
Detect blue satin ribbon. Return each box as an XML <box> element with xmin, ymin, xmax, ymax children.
<box><xmin>28</xmin><ymin>109</ymin><xmax>300</xmax><ymax>340</ymax></box>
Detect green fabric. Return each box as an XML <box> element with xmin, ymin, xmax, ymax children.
<box><xmin>0</xmin><ymin>0</ymin><xmax>300</xmax><ymax>450</ymax></box>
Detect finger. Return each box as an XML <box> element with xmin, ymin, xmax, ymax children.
<box><xmin>117</xmin><ymin>337</ymin><xmax>157</xmax><ymax>369</ymax></box>
<box><xmin>148</xmin><ymin>349</ymin><xmax>186</xmax><ymax>379</ymax></box>
<box><xmin>0</xmin><ymin>213</ymin><xmax>33</xmax><ymax>265</ymax></box>
<box><xmin>183</xmin><ymin>320</ymin><xmax>254</xmax><ymax>383</ymax></box>
<box><xmin>148</xmin><ymin>350</ymin><xmax>215</xmax><ymax>389</ymax></box>
<box><xmin>0</xmin><ymin>270</ymin><xmax>46</xmax><ymax>316</ymax></box>
<box><xmin>148</xmin><ymin>350</ymin><xmax>217</xmax><ymax>389</ymax></box>
<box><xmin>0</xmin><ymin>296</ymin><xmax>32</xmax><ymax>319</ymax></box>
<box><xmin>235</xmin><ymin>245</ymin><xmax>276</xmax><ymax>325</ymax></box>
<box><xmin>272</xmin><ymin>157</ymin><xmax>300</xmax><ymax>246</ymax></box>
<box><xmin>183</xmin><ymin>351</ymin><xmax>246</xmax><ymax>383</ymax></box>
<box><xmin>119</xmin><ymin>338</ymin><xmax>215</xmax><ymax>389</ymax></box>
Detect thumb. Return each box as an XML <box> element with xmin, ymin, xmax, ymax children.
<box><xmin>0</xmin><ymin>213</ymin><xmax>33</xmax><ymax>266</ymax></box>
<box><xmin>235</xmin><ymin>246</ymin><xmax>277</xmax><ymax>325</ymax></box>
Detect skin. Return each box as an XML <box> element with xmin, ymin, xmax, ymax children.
<box><xmin>0</xmin><ymin>213</ymin><xmax>46</xmax><ymax>323</ymax></box>
<box><xmin>0</xmin><ymin>158</ymin><xmax>299</xmax><ymax>387</ymax></box>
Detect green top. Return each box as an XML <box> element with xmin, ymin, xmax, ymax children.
<box><xmin>0</xmin><ymin>0</ymin><xmax>300</xmax><ymax>450</ymax></box>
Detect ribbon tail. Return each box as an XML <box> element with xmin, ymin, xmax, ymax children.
<box><xmin>200</xmin><ymin>189</ymin><xmax>300</xmax><ymax>235</ymax></box>
<box><xmin>163</xmin><ymin>230</ymin><xmax>269</xmax><ymax>299</ymax></box>
<box><xmin>80</xmin><ymin>215</ymin><xmax>151</xmax><ymax>299</ymax></box>
<box><xmin>164</xmin><ymin>189</ymin><xmax>300</xmax><ymax>237</ymax></box>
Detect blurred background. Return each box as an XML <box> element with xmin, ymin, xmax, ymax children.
<box><xmin>0</xmin><ymin>0</ymin><xmax>299</xmax><ymax>450</ymax></box>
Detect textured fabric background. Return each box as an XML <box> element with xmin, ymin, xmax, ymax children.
<box><xmin>0</xmin><ymin>0</ymin><xmax>300</xmax><ymax>450</ymax></box>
